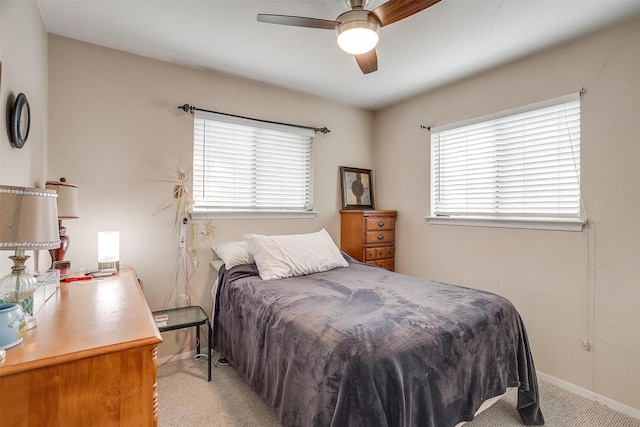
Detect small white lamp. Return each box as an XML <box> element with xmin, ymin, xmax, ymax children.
<box><xmin>98</xmin><ymin>231</ymin><xmax>119</xmax><ymax>271</ymax></box>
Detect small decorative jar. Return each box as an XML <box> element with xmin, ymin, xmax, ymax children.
<box><xmin>0</xmin><ymin>303</ymin><xmax>27</xmax><ymax>349</ymax></box>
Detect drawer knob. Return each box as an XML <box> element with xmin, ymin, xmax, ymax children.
<box><xmin>378</xmin><ymin>221</ymin><xmax>385</xmax><ymax>227</ymax></box>
<box><xmin>377</xmin><ymin>234</ymin><xmax>384</xmax><ymax>240</ymax></box>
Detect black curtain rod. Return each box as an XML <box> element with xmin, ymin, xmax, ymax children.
<box><xmin>178</xmin><ymin>104</ymin><xmax>330</xmax><ymax>134</ymax></box>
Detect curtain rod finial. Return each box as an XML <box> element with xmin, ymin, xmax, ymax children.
<box><xmin>319</xmin><ymin>127</ymin><xmax>330</xmax><ymax>134</ymax></box>
<box><xmin>178</xmin><ymin>104</ymin><xmax>194</xmax><ymax>113</ymax></box>
<box><xmin>420</xmin><ymin>124</ymin><xmax>431</xmax><ymax>131</ymax></box>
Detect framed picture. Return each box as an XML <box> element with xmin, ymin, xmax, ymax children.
<box><xmin>340</xmin><ymin>166</ymin><xmax>375</xmax><ymax>210</ymax></box>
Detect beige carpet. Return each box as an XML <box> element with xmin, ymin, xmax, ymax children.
<box><xmin>157</xmin><ymin>354</ymin><xmax>640</xmax><ymax>427</ymax></box>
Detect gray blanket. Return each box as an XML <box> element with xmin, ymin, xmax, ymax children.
<box><xmin>214</xmin><ymin>257</ymin><xmax>544</xmax><ymax>427</ymax></box>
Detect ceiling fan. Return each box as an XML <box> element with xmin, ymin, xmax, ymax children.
<box><xmin>257</xmin><ymin>0</ymin><xmax>441</xmax><ymax>74</ymax></box>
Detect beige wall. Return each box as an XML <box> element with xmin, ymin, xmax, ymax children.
<box><xmin>47</xmin><ymin>35</ymin><xmax>374</xmax><ymax>357</ymax></box>
<box><xmin>374</xmin><ymin>17</ymin><xmax>640</xmax><ymax>411</ymax></box>
<box><xmin>0</xmin><ymin>1</ymin><xmax>49</xmax><ymax>273</ymax></box>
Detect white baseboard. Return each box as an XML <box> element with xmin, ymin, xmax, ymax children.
<box><xmin>537</xmin><ymin>371</ymin><xmax>640</xmax><ymax>421</ymax></box>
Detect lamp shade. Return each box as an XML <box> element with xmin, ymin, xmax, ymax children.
<box><xmin>0</xmin><ymin>186</ymin><xmax>60</xmax><ymax>250</ymax></box>
<box><xmin>45</xmin><ymin>179</ymin><xmax>79</xmax><ymax>219</ymax></box>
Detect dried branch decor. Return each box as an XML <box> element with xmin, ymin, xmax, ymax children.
<box><xmin>152</xmin><ymin>155</ymin><xmax>193</xmax><ymax>225</ymax></box>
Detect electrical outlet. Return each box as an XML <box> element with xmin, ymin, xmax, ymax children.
<box><xmin>582</xmin><ymin>338</ymin><xmax>591</xmax><ymax>351</ymax></box>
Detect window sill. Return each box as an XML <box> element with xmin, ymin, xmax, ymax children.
<box><xmin>190</xmin><ymin>210</ymin><xmax>318</xmax><ymax>220</ymax></box>
<box><xmin>426</xmin><ymin>216</ymin><xmax>585</xmax><ymax>232</ymax></box>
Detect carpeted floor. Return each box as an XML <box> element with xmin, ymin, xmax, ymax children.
<box><xmin>157</xmin><ymin>354</ymin><xmax>640</xmax><ymax>427</ymax></box>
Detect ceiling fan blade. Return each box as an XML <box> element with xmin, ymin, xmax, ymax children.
<box><xmin>257</xmin><ymin>14</ymin><xmax>337</xmax><ymax>30</ymax></box>
<box><xmin>371</xmin><ymin>0</ymin><xmax>441</xmax><ymax>27</ymax></box>
<box><xmin>355</xmin><ymin>49</ymin><xmax>378</xmax><ymax>74</ymax></box>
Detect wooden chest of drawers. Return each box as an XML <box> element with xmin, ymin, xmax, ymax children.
<box><xmin>0</xmin><ymin>268</ymin><xmax>162</xmax><ymax>426</ymax></box>
<box><xmin>340</xmin><ymin>210</ymin><xmax>398</xmax><ymax>271</ymax></box>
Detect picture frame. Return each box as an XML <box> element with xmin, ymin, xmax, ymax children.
<box><xmin>340</xmin><ymin>166</ymin><xmax>375</xmax><ymax>210</ymax></box>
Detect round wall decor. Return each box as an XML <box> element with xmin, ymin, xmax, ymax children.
<box><xmin>9</xmin><ymin>93</ymin><xmax>30</xmax><ymax>149</ymax></box>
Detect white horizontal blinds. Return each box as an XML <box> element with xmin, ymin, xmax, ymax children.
<box><xmin>193</xmin><ymin>111</ymin><xmax>314</xmax><ymax>211</ymax></box>
<box><xmin>432</xmin><ymin>98</ymin><xmax>580</xmax><ymax>219</ymax></box>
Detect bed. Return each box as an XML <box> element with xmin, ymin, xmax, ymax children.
<box><xmin>211</xmin><ymin>231</ymin><xmax>544</xmax><ymax>427</ymax></box>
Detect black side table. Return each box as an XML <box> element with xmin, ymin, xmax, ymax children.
<box><xmin>152</xmin><ymin>306</ymin><xmax>212</xmax><ymax>381</ymax></box>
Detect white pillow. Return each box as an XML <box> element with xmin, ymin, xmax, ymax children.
<box><xmin>244</xmin><ymin>229</ymin><xmax>348</xmax><ymax>281</ymax></box>
<box><xmin>212</xmin><ymin>240</ymin><xmax>254</xmax><ymax>268</ymax></box>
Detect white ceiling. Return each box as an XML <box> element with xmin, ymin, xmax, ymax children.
<box><xmin>37</xmin><ymin>0</ymin><xmax>640</xmax><ymax>110</ymax></box>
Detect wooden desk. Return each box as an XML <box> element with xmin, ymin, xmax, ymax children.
<box><xmin>0</xmin><ymin>268</ymin><xmax>162</xmax><ymax>426</ymax></box>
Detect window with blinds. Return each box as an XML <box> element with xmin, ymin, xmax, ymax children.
<box><xmin>192</xmin><ymin>110</ymin><xmax>315</xmax><ymax>215</ymax></box>
<box><xmin>430</xmin><ymin>95</ymin><xmax>582</xmax><ymax>229</ymax></box>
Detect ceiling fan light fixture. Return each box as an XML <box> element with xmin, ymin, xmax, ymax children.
<box><xmin>336</xmin><ymin>20</ymin><xmax>379</xmax><ymax>55</ymax></box>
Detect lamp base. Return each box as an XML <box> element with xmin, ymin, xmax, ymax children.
<box><xmin>98</xmin><ymin>261</ymin><xmax>120</xmax><ymax>271</ymax></box>
<box><xmin>49</xmin><ymin>222</ymin><xmax>69</xmax><ymax>266</ymax></box>
<box><xmin>0</xmin><ymin>252</ymin><xmax>39</xmax><ymax>331</ymax></box>
<box><xmin>49</xmin><ymin>234</ymin><xmax>68</xmax><ymax>265</ymax></box>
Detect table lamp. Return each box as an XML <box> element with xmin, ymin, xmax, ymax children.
<box><xmin>45</xmin><ymin>178</ymin><xmax>79</xmax><ymax>265</ymax></box>
<box><xmin>0</xmin><ymin>185</ymin><xmax>60</xmax><ymax>329</ymax></box>
<box><xmin>98</xmin><ymin>231</ymin><xmax>120</xmax><ymax>271</ymax></box>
